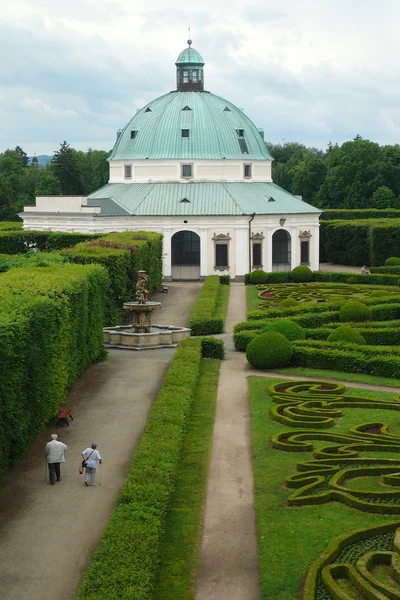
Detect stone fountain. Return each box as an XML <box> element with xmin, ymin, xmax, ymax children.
<box><xmin>103</xmin><ymin>270</ymin><xmax>190</xmax><ymax>350</ymax></box>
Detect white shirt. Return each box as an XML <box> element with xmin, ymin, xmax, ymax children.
<box><xmin>82</xmin><ymin>448</ymin><xmax>101</xmax><ymax>469</ymax></box>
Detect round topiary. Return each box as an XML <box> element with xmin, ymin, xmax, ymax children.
<box><xmin>260</xmin><ymin>319</ymin><xmax>305</xmax><ymax>341</ymax></box>
<box><xmin>385</xmin><ymin>257</ymin><xmax>400</xmax><ymax>266</ymax></box>
<box><xmin>246</xmin><ymin>331</ymin><xmax>293</xmax><ymax>370</ymax></box>
<box><xmin>291</xmin><ymin>265</ymin><xmax>313</xmax><ymax>283</ymax></box>
<box><xmin>280</xmin><ymin>297</ymin><xmax>298</xmax><ymax>308</ymax></box>
<box><xmin>327</xmin><ymin>325</ymin><xmax>366</xmax><ymax>345</ymax></box>
<box><xmin>339</xmin><ymin>300</ymin><xmax>372</xmax><ymax>322</ymax></box>
<box><xmin>249</xmin><ymin>269</ymin><xmax>268</xmax><ymax>284</ymax></box>
<box><xmin>370</xmin><ymin>290</ymin><xmax>389</xmax><ymax>297</ymax></box>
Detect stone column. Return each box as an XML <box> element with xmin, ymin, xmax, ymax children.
<box><xmin>163</xmin><ymin>229</ymin><xmax>172</xmax><ymax>279</ymax></box>
<box><xmin>199</xmin><ymin>229</ymin><xmax>208</xmax><ymax>277</ymax></box>
<box><xmin>235</xmin><ymin>228</ymin><xmax>249</xmax><ymax>276</ymax></box>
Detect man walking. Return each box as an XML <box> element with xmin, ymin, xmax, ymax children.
<box><xmin>45</xmin><ymin>433</ymin><xmax>67</xmax><ymax>485</ymax></box>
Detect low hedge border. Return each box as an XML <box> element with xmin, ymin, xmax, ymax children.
<box><xmin>77</xmin><ymin>337</ymin><xmax>223</xmax><ymax>600</ymax></box>
<box><xmin>189</xmin><ymin>275</ymin><xmax>230</xmax><ymax>335</ymax></box>
<box><xmin>303</xmin><ymin>522</ymin><xmax>400</xmax><ymax>600</ymax></box>
<box><xmin>245</xmin><ymin>270</ymin><xmax>400</xmax><ymax>286</ymax></box>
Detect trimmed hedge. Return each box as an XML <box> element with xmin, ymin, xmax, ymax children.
<box><xmin>189</xmin><ymin>275</ymin><xmax>229</xmax><ymax>335</ymax></box>
<box><xmin>64</xmin><ymin>231</ymin><xmax>163</xmax><ymax>325</ymax></box>
<box><xmin>200</xmin><ymin>337</ymin><xmax>225</xmax><ymax>359</ymax></box>
<box><xmin>249</xmin><ymin>269</ymin><xmax>268</xmax><ymax>284</ymax></box>
<box><xmin>219</xmin><ymin>274</ymin><xmax>230</xmax><ymax>285</ymax></box>
<box><xmin>0</xmin><ymin>263</ymin><xmax>109</xmax><ymax>481</ymax></box>
<box><xmin>246</xmin><ymin>332</ymin><xmax>293</xmax><ymax>369</ymax></box>
<box><xmin>291</xmin><ymin>265</ymin><xmax>313</xmax><ymax>282</ymax></box>
<box><xmin>339</xmin><ymin>300</ymin><xmax>372</xmax><ymax>322</ymax></box>
<box><xmin>260</xmin><ymin>319</ymin><xmax>305</xmax><ymax>341</ymax></box>
<box><xmin>327</xmin><ymin>325</ymin><xmax>366</xmax><ymax>345</ymax></box>
<box><xmin>77</xmin><ymin>337</ymin><xmax>219</xmax><ymax>600</ymax></box>
<box><xmin>0</xmin><ymin>230</ymin><xmax>99</xmax><ymax>254</ymax></box>
<box><xmin>0</xmin><ymin>221</ymin><xmax>23</xmax><ymax>230</ymax></box>
<box><xmin>320</xmin><ymin>209</ymin><xmax>400</xmax><ymax>220</ymax></box>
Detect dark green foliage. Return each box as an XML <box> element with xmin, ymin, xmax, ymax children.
<box><xmin>0</xmin><ymin>221</ymin><xmax>22</xmax><ymax>230</ymax></box>
<box><xmin>219</xmin><ymin>274</ymin><xmax>230</xmax><ymax>285</ymax></box>
<box><xmin>249</xmin><ymin>269</ymin><xmax>268</xmax><ymax>284</ymax></box>
<box><xmin>0</xmin><ymin>230</ymin><xmax>99</xmax><ymax>254</ymax></box>
<box><xmin>385</xmin><ymin>257</ymin><xmax>400</xmax><ymax>265</ymax></box>
<box><xmin>77</xmin><ymin>338</ymin><xmax>219</xmax><ymax>600</ymax></box>
<box><xmin>327</xmin><ymin>325</ymin><xmax>366</xmax><ymax>345</ymax></box>
<box><xmin>244</xmin><ymin>272</ymin><xmax>251</xmax><ymax>285</ymax></box>
<box><xmin>0</xmin><ymin>263</ymin><xmax>109</xmax><ymax>481</ymax></box>
<box><xmin>189</xmin><ymin>276</ymin><xmax>229</xmax><ymax>335</ymax></box>
<box><xmin>233</xmin><ymin>329</ymin><xmax>257</xmax><ymax>351</ymax></box>
<box><xmin>246</xmin><ymin>332</ymin><xmax>293</xmax><ymax>369</ymax></box>
<box><xmin>340</xmin><ymin>301</ymin><xmax>372</xmax><ymax>322</ymax></box>
<box><xmin>260</xmin><ymin>319</ymin><xmax>305</xmax><ymax>341</ymax></box>
<box><xmin>200</xmin><ymin>337</ymin><xmax>225</xmax><ymax>359</ymax></box>
<box><xmin>51</xmin><ymin>141</ymin><xmax>84</xmax><ymax>195</ymax></box>
<box><xmin>291</xmin><ymin>265</ymin><xmax>313</xmax><ymax>282</ymax></box>
<box><xmin>321</xmin><ymin>209</ymin><xmax>400</xmax><ymax>220</ymax></box>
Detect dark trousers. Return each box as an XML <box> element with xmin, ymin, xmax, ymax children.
<box><xmin>48</xmin><ymin>462</ymin><xmax>61</xmax><ymax>483</ymax></box>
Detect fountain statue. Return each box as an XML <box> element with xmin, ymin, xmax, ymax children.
<box><xmin>103</xmin><ymin>270</ymin><xmax>190</xmax><ymax>349</ymax></box>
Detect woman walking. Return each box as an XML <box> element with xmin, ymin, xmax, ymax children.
<box><xmin>82</xmin><ymin>443</ymin><xmax>102</xmax><ymax>486</ymax></box>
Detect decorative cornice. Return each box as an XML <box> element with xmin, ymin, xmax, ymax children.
<box><xmin>212</xmin><ymin>233</ymin><xmax>231</xmax><ymax>241</ymax></box>
<box><xmin>251</xmin><ymin>232</ymin><xmax>264</xmax><ymax>240</ymax></box>
<box><xmin>299</xmin><ymin>230</ymin><xmax>312</xmax><ymax>239</ymax></box>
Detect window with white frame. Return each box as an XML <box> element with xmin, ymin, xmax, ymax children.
<box><xmin>212</xmin><ymin>233</ymin><xmax>231</xmax><ymax>270</ymax></box>
<box><xmin>181</xmin><ymin>164</ymin><xmax>193</xmax><ymax>178</ymax></box>
<box><xmin>183</xmin><ymin>70</ymin><xmax>189</xmax><ymax>83</ymax></box>
<box><xmin>192</xmin><ymin>70</ymin><xmax>198</xmax><ymax>82</ymax></box>
<box><xmin>244</xmin><ymin>164</ymin><xmax>252</xmax><ymax>179</ymax></box>
<box><xmin>124</xmin><ymin>165</ymin><xmax>132</xmax><ymax>179</ymax></box>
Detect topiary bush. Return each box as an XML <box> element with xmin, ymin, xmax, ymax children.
<box><xmin>347</xmin><ymin>276</ymin><xmax>358</xmax><ymax>284</ymax></box>
<box><xmin>280</xmin><ymin>298</ymin><xmax>298</xmax><ymax>308</ymax></box>
<box><xmin>291</xmin><ymin>265</ymin><xmax>313</xmax><ymax>283</ymax></box>
<box><xmin>339</xmin><ymin>300</ymin><xmax>372</xmax><ymax>322</ymax></box>
<box><xmin>249</xmin><ymin>269</ymin><xmax>268</xmax><ymax>284</ymax></box>
<box><xmin>246</xmin><ymin>332</ymin><xmax>293</xmax><ymax>369</ymax></box>
<box><xmin>260</xmin><ymin>319</ymin><xmax>305</xmax><ymax>341</ymax></box>
<box><xmin>385</xmin><ymin>257</ymin><xmax>400</xmax><ymax>266</ymax></box>
<box><xmin>327</xmin><ymin>325</ymin><xmax>366</xmax><ymax>345</ymax></box>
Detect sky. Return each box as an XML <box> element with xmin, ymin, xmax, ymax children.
<box><xmin>1</xmin><ymin>0</ymin><xmax>400</xmax><ymax>155</ymax></box>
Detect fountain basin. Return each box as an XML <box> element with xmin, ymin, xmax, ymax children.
<box><xmin>103</xmin><ymin>324</ymin><xmax>191</xmax><ymax>350</ymax></box>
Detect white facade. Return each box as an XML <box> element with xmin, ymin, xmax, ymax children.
<box><xmin>22</xmin><ymin>196</ymin><xmax>320</xmax><ymax>279</ymax></box>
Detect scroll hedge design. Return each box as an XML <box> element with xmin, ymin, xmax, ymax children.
<box><xmin>303</xmin><ymin>522</ymin><xmax>400</xmax><ymax>599</ymax></box>
<box><xmin>269</xmin><ymin>381</ymin><xmax>400</xmax><ymax>516</ymax></box>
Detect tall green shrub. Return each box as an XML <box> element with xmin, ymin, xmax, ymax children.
<box><xmin>189</xmin><ymin>275</ymin><xmax>228</xmax><ymax>335</ymax></box>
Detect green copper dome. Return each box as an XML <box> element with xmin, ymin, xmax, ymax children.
<box><xmin>175</xmin><ymin>45</ymin><xmax>204</xmax><ymax>65</ymax></box>
<box><xmin>109</xmin><ymin>91</ymin><xmax>272</xmax><ymax>161</ymax></box>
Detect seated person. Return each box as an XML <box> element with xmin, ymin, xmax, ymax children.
<box><xmin>360</xmin><ymin>265</ymin><xmax>370</xmax><ymax>274</ymax></box>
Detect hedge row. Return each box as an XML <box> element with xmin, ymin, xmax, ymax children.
<box><xmin>246</xmin><ymin>268</ymin><xmax>400</xmax><ymax>288</ymax></box>
<box><xmin>188</xmin><ymin>275</ymin><xmax>229</xmax><ymax>335</ymax></box>
<box><xmin>320</xmin><ymin>209</ymin><xmax>400</xmax><ymax>220</ymax></box>
<box><xmin>0</xmin><ymin>221</ymin><xmax>23</xmax><ymax>230</ymax></box>
<box><xmin>320</xmin><ymin>219</ymin><xmax>400</xmax><ymax>266</ymax></box>
<box><xmin>77</xmin><ymin>337</ymin><xmax>222</xmax><ymax>600</ymax></box>
<box><xmin>0</xmin><ymin>230</ymin><xmax>100</xmax><ymax>254</ymax></box>
<box><xmin>0</xmin><ymin>263</ymin><xmax>109</xmax><ymax>481</ymax></box>
<box><xmin>64</xmin><ymin>231</ymin><xmax>163</xmax><ymax>325</ymax></box>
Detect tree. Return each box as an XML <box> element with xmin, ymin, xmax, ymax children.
<box><xmin>35</xmin><ymin>169</ymin><xmax>61</xmax><ymax>196</ymax></box>
<box><xmin>0</xmin><ymin>174</ymin><xmax>18</xmax><ymax>220</ymax></box>
<box><xmin>290</xmin><ymin>155</ymin><xmax>327</xmax><ymax>205</ymax></box>
<box><xmin>370</xmin><ymin>186</ymin><xmax>396</xmax><ymax>208</ymax></box>
<box><xmin>14</xmin><ymin>146</ymin><xmax>29</xmax><ymax>168</ymax></box>
<box><xmin>51</xmin><ymin>141</ymin><xmax>83</xmax><ymax>195</ymax></box>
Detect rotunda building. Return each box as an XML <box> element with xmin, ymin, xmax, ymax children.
<box><xmin>22</xmin><ymin>41</ymin><xmax>321</xmax><ymax>280</ymax></box>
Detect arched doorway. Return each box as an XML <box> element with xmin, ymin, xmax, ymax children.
<box><xmin>272</xmin><ymin>229</ymin><xmax>291</xmax><ymax>271</ymax></box>
<box><xmin>171</xmin><ymin>230</ymin><xmax>201</xmax><ymax>280</ymax></box>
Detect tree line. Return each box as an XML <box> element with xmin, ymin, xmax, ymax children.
<box><xmin>268</xmin><ymin>135</ymin><xmax>400</xmax><ymax>209</ymax></box>
<box><xmin>0</xmin><ymin>142</ymin><xmax>109</xmax><ymax>221</ymax></box>
<box><xmin>1</xmin><ymin>136</ymin><xmax>400</xmax><ymax>221</ymax></box>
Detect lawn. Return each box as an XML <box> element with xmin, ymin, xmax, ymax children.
<box><xmin>274</xmin><ymin>366</ymin><xmax>400</xmax><ymax>388</ymax></box>
<box><xmin>249</xmin><ymin>376</ymin><xmax>400</xmax><ymax>600</ymax></box>
<box><xmin>246</xmin><ymin>284</ymin><xmax>262</xmax><ymax>312</ymax></box>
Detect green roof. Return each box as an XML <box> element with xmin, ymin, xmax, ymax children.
<box><xmin>109</xmin><ymin>91</ymin><xmax>273</xmax><ymax>161</ymax></box>
<box><xmin>88</xmin><ymin>182</ymin><xmax>321</xmax><ymax>216</ymax></box>
<box><xmin>175</xmin><ymin>46</ymin><xmax>204</xmax><ymax>65</ymax></box>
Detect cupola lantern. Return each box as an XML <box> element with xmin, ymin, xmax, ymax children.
<box><xmin>175</xmin><ymin>40</ymin><xmax>205</xmax><ymax>91</ymax></box>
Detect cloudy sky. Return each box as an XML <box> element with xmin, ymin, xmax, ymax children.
<box><xmin>1</xmin><ymin>0</ymin><xmax>400</xmax><ymax>155</ymax></box>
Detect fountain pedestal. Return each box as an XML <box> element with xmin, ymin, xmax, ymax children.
<box><xmin>123</xmin><ymin>301</ymin><xmax>161</xmax><ymax>333</ymax></box>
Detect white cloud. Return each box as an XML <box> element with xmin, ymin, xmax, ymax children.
<box><xmin>1</xmin><ymin>0</ymin><xmax>400</xmax><ymax>153</ymax></box>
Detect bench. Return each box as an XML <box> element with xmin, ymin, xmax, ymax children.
<box><xmin>161</xmin><ymin>285</ymin><xmax>169</xmax><ymax>293</ymax></box>
<box><xmin>57</xmin><ymin>409</ymin><xmax>73</xmax><ymax>426</ymax></box>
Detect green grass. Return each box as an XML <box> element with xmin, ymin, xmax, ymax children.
<box><xmin>273</xmin><ymin>366</ymin><xmax>400</xmax><ymax>388</ymax></box>
<box><xmin>249</xmin><ymin>376</ymin><xmax>400</xmax><ymax>600</ymax></box>
<box><xmin>246</xmin><ymin>284</ymin><xmax>262</xmax><ymax>312</ymax></box>
<box><xmin>152</xmin><ymin>358</ymin><xmax>220</xmax><ymax>600</ymax></box>
<box><xmin>215</xmin><ymin>283</ymin><xmax>230</xmax><ymax>326</ymax></box>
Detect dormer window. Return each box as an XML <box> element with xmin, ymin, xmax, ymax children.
<box><xmin>181</xmin><ymin>164</ymin><xmax>193</xmax><ymax>179</ymax></box>
<box><xmin>131</xmin><ymin>130</ymin><xmax>138</xmax><ymax>139</ymax></box>
<box><xmin>182</xmin><ymin>129</ymin><xmax>190</xmax><ymax>138</ymax></box>
<box><xmin>145</xmin><ymin>107</ymin><xmax>152</xmax><ymax>113</ymax></box>
<box><xmin>182</xmin><ymin>106</ymin><xmax>192</xmax><ymax>111</ymax></box>
<box><xmin>238</xmin><ymin>129</ymin><xmax>244</xmax><ymax>138</ymax></box>
<box><xmin>124</xmin><ymin>165</ymin><xmax>132</xmax><ymax>179</ymax></box>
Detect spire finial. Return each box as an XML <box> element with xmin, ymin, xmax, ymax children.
<box><xmin>188</xmin><ymin>25</ymin><xmax>192</xmax><ymax>46</ymax></box>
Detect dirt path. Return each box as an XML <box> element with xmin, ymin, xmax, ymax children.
<box><xmin>196</xmin><ymin>284</ymin><xmax>261</xmax><ymax>600</ymax></box>
<box><xmin>0</xmin><ymin>283</ymin><xmax>200</xmax><ymax>600</ymax></box>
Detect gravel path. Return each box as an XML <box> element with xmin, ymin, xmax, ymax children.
<box><xmin>0</xmin><ymin>283</ymin><xmax>200</xmax><ymax>600</ymax></box>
